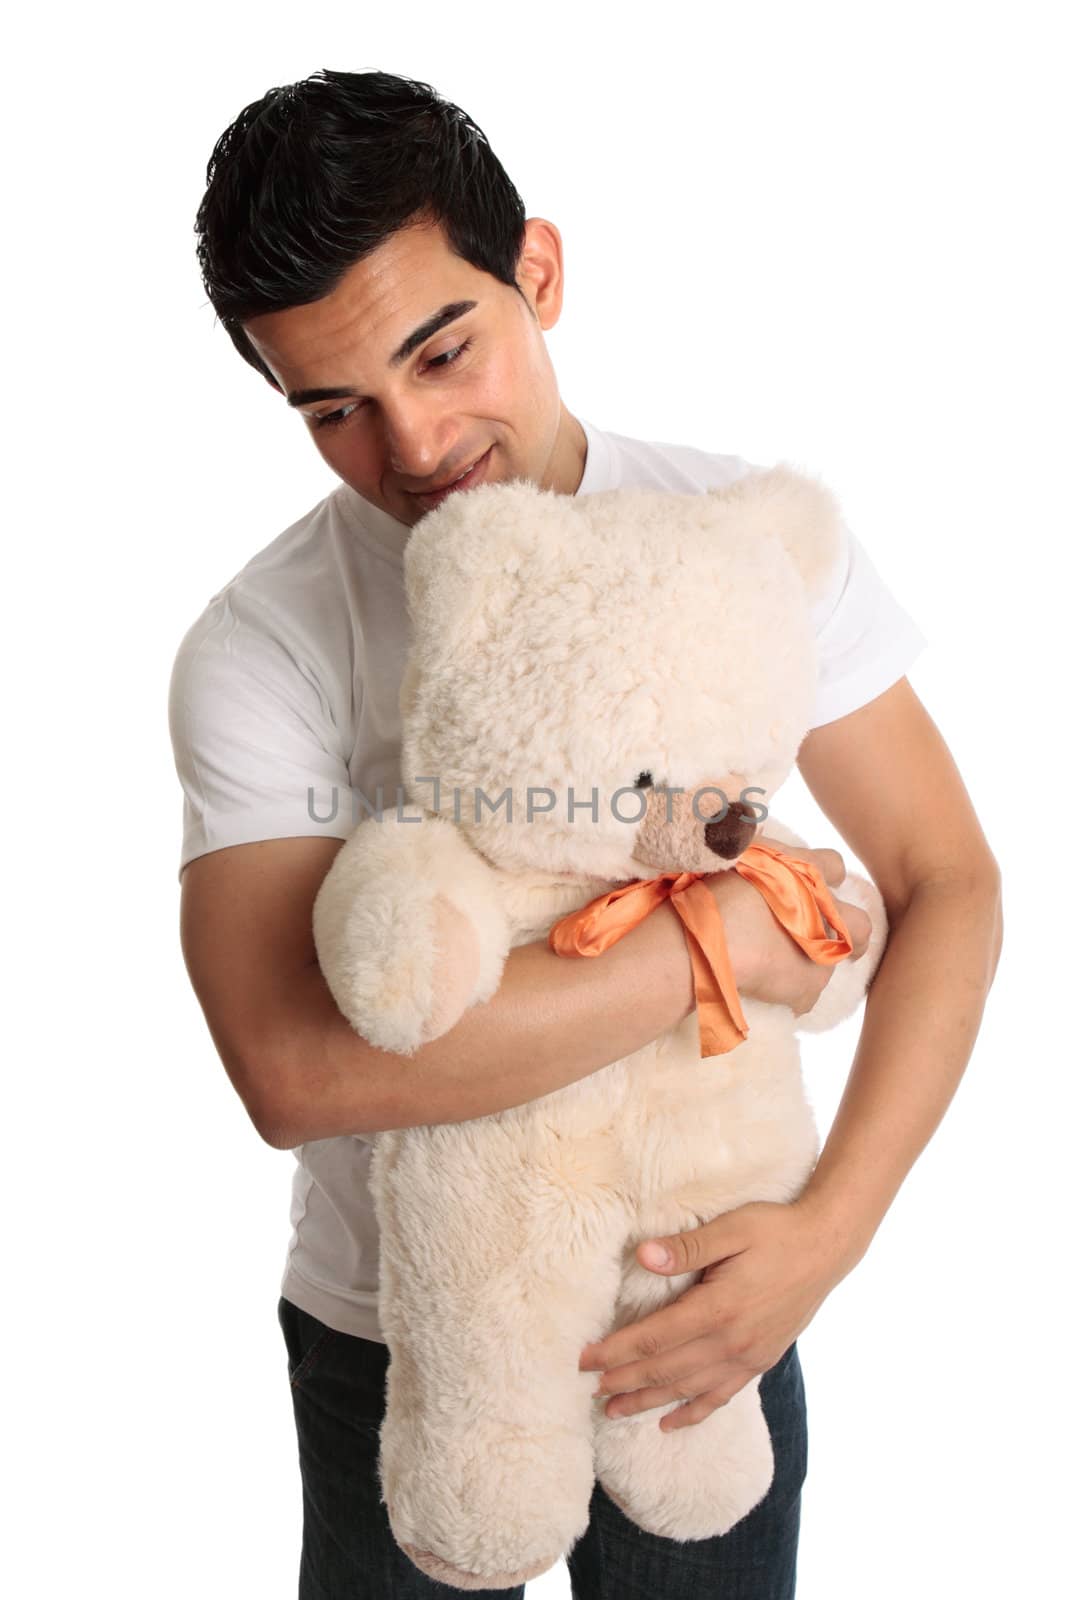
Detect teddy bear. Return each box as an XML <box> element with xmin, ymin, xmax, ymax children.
<box><xmin>311</xmin><ymin>464</ymin><xmax>889</xmax><ymax>1590</ymax></box>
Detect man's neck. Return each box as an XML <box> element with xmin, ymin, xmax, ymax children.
<box><xmin>543</xmin><ymin>405</ymin><xmax>589</xmax><ymax>497</ymax></box>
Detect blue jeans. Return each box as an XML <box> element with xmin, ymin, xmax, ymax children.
<box><xmin>278</xmin><ymin>1296</ymin><xmax>807</xmax><ymax>1598</ymax></box>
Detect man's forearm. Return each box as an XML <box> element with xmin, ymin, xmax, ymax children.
<box><xmin>799</xmin><ymin>867</ymin><xmax>1003</xmax><ymax>1270</ymax></box>
<box><xmin>263</xmin><ymin>845</ymin><xmax>869</xmax><ymax>1148</ymax></box>
<box><xmin>269</xmin><ymin>898</ymin><xmax>698</xmax><ymax>1146</ymax></box>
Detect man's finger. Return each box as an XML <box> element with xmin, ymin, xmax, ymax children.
<box><xmin>578</xmin><ymin>1281</ymin><xmax>726</xmax><ymax>1373</ymax></box>
<box><xmin>760</xmin><ymin>837</ymin><xmax>846</xmax><ymax>888</ymax></box>
<box><xmin>808</xmin><ymin>846</ymin><xmax>846</xmax><ymax>886</ymax></box>
<box><xmin>580</xmin><ymin>1306</ymin><xmax>701</xmax><ymax>1373</ymax></box>
<box><xmin>826</xmin><ymin>894</ymin><xmax>872</xmax><ymax>957</ymax></box>
<box><xmin>660</xmin><ymin>1382</ymin><xmax>747</xmax><ymax>1430</ymax></box>
<box><xmin>639</xmin><ymin>1211</ymin><xmax>748</xmax><ymax>1275</ymax></box>
<box><xmin>601</xmin><ymin>1378</ymin><xmax>704</xmax><ymax>1420</ymax></box>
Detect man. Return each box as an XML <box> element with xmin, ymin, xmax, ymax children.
<box><xmin>171</xmin><ymin>69</ymin><xmax>1002</xmax><ymax>1598</ymax></box>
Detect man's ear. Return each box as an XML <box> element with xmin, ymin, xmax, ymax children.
<box><xmin>515</xmin><ymin>217</ymin><xmax>565</xmax><ymax>333</ymax></box>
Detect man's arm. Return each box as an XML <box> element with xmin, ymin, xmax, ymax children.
<box><xmin>179</xmin><ymin>833</ymin><xmax>870</xmax><ymax>1149</ymax></box>
<box><xmin>577</xmin><ymin>676</ymin><xmax>1002</xmax><ymax>1430</ymax></box>
<box><xmin>792</xmin><ymin>674</ymin><xmax>1002</xmax><ymax>1256</ymax></box>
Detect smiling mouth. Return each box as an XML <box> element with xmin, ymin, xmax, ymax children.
<box><xmin>410</xmin><ymin>447</ymin><xmax>493</xmax><ymax>506</ymax></box>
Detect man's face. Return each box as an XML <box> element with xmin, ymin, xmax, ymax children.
<box><xmin>242</xmin><ymin>216</ymin><xmax>587</xmax><ymax>527</ymax></box>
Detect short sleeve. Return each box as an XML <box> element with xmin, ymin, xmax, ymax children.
<box><xmin>808</xmin><ymin>523</ymin><xmax>928</xmax><ymax>729</ymax></box>
<box><xmin>168</xmin><ymin>590</ymin><xmax>357</xmax><ymax>881</ymax></box>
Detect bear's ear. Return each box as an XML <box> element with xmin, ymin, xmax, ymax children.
<box><xmin>708</xmin><ymin>462</ymin><xmax>846</xmax><ymax>601</ymax></box>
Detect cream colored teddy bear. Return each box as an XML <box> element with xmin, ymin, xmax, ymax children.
<box><xmin>312</xmin><ymin>465</ymin><xmax>888</xmax><ymax>1590</ymax></box>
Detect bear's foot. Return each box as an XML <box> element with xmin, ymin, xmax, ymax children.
<box><xmin>381</xmin><ymin>1412</ymin><xmax>595</xmax><ymax>1591</ymax></box>
<box><xmin>398</xmin><ymin>1540</ymin><xmax>557</xmax><ymax>1591</ymax></box>
<box><xmin>593</xmin><ymin>1378</ymin><xmax>774</xmax><ymax>1541</ymax></box>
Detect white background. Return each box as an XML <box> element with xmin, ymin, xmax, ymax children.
<box><xmin>6</xmin><ymin>2</ymin><xmax>1062</xmax><ymax>1596</ymax></box>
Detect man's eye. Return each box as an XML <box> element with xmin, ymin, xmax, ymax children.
<box><xmin>310</xmin><ymin>339</ymin><xmax>473</xmax><ymax>432</ymax></box>
<box><xmin>425</xmin><ymin>337</ymin><xmax>473</xmax><ymax>370</ymax></box>
<box><xmin>312</xmin><ymin>403</ymin><xmax>361</xmax><ymax>431</ymax></box>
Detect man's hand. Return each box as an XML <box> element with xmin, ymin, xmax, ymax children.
<box><xmin>578</xmin><ymin>1197</ymin><xmax>858</xmax><ymax>1431</ymax></box>
<box><xmin>711</xmin><ymin>839</ymin><xmax>872</xmax><ymax>1016</ymax></box>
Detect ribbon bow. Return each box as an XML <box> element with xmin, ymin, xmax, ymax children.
<box><xmin>548</xmin><ymin>839</ymin><xmax>854</xmax><ymax>1058</ymax></box>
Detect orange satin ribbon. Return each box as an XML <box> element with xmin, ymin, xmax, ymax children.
<box><xmin>548</xmin><ymin>839</ymin><xmax>854</xmax><ymax>1058</ymax></box>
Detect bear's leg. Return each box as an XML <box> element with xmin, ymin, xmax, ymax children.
<box><xmin>369</xmin><ymin>1118</ymin><xmax>630</xmax><ymax>1590</ymax></box>
<box><xmin>594</xmin><ymin>1374</ymin><xmax>773</xmax><ymax>1541</ymax></box>
<box><xmin>591</xmin><ymin>1247</ymin><xmax>774</xmax><ymax>1541</ymax></box>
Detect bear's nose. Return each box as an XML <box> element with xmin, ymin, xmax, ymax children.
<box><xmin>704</xmin><ymin>801</ymin><xmax>759</xmax><ymax>860</ymax></box>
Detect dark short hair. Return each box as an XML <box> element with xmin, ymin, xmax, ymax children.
<box><xmin>194</xmin><ymin>68</ymin><xmax>528</xmax><ymax>385</ymax></box>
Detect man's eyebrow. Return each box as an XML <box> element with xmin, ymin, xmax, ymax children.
<box><xmin>286</xmin><ymin>300</ymin><xmax>478</xmax><ymax>407</ymax></box>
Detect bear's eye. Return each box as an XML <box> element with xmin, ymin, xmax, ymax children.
<box><xmin>634</xmin><ymin>771</ymin><xmax>653</xmax><ymax>789</ymax></box>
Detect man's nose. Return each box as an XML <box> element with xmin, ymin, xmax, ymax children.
<box><xmin>381</xmin><ymin>399</ymin><xmax>461</xmax><ymax>482</ymax></box>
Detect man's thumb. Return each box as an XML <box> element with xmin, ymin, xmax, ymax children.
<box><xmin>638</xmin><ymin>1214</ymin><xmax>739</xmax><ymax>1274</ymax></box>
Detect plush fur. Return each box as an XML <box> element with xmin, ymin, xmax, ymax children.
<box><xmin>312</xmin><ymin>464</ymin><xmax>889</xmax><ymax>1589</ymax></box>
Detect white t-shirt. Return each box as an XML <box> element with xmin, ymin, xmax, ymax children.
<box><xmin>168</xmin><ymin>418</ymin><xmax>926</xmax><ymax>1341</ymax></box>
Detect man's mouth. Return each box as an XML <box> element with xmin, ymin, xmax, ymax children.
<box><xmin>410</xmin><ymin>447</ymin><xmax>493</xmax><ymax>511</ymax></box>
